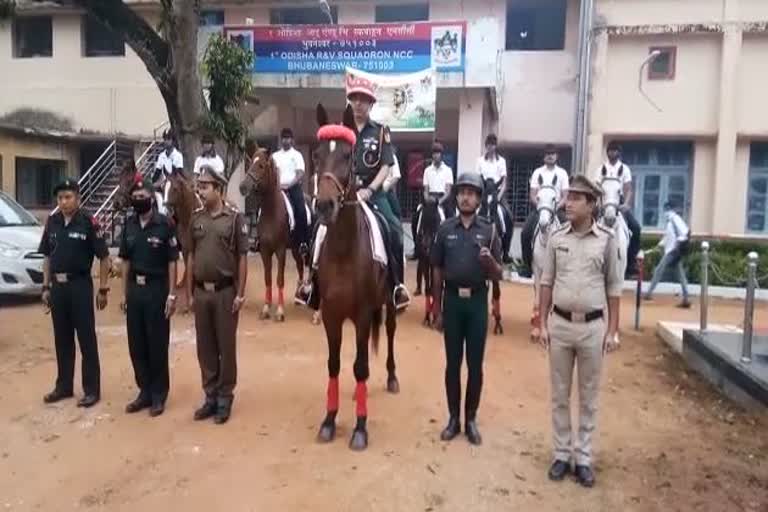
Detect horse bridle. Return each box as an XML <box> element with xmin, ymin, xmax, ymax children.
<box><xmin>318</xmin><ymin>142</ymin><xmax>358</xmax><ymax>208</ymax></box>
<box><xmin>536</xmin><ymin>183</ymin><xmax>559</xmax><ymax>218</ymax></box>
<box><xmin>600</xmin><ymin>176</ymin><xmax>623</xmax><ymax>213</ymax></box>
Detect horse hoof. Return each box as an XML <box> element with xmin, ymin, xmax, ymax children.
<box><xmin>422</xmin><ymin>317</ymin><xmax>432</xmax><ymax>328</ymax></box>
<box><xmin>349</xmin><ymin>429</ymin><xmax>368</xmax><ymax>451</ymax></box>
<box><xmin>275</xmin><ymin>308</ymin><xmax>285</xmax><ymax>322</ymax></box>
<box><xmin>387</xmin><ymin>378</ymin><xmax>400</xmax><ymax>394</ymax></box>
<box><xmin>494</xmin><ymin>323</ymin><xmax>504</xmax><ymax>335</ymax></box>
<box><xmin>317</xmin><ymin>423</ymin><xmax>336</xmax><ymax>443</ymax></box>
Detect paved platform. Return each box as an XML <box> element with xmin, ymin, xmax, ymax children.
<box><xmin>682</xmin><ymin>329</ymin><xmax>768</xmax><ymax>409</ymax></box>
<box><xmin>657</xmin><ymin>321</ymin><xmax>742</xmax><ymax>354</ymax></box>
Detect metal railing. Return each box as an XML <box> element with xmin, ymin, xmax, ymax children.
<box><xmin>697</xmin><ymin>243</ymin><xmax>761</xmax><ymax>364</ymax></box>
<box><xmin>51</xmin><ymin>140</ymin><xmax>116</xmax><ymax>215</ymax></box>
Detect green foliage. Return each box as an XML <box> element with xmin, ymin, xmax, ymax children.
<box><xmin>202</xmin><ymin>34</ymin><xmax>253</xmax><ymax>161</ymax></box>
<box><xmin>0</xmin><ymin>0</ymin><xmax>16</xmax><ymax>18</ymax></box>
<box><xmin>640</xmin><ymin>235</ymin><xmax>768</xmax><ymax>287</ymax></box>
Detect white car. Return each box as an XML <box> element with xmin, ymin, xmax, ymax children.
<box><xmin>0</xmin><ymin>191</ymin><xmax>45</xmax><ymax>296</ymax></box>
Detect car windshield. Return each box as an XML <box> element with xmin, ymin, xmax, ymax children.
<box><xmin>0</xmin><ymin>193</ymin><xmax>39</xmax><ymax>227</ymax></box>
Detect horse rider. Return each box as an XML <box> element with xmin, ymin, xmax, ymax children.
<box><xmin>193</xmin><ymin>134</ymin><xmax>226</xmax><ymax>177</ymax></box>
<box><xmin>119</xmin><ymin>178</ymin><xmax>179</xmax><ymax>417</ymax></box>
<box><xmin>538</xmin><ymin>175</ymin><xmax>622</xmax><ymax>488</ymax></box>
<box><xmin>431</xmin><ymin>172</ymin><xmax>503</xmax><ymax>446</ymax></box>
<box><xmin>152</xmin><ymin>129</ymin><xmax>184</xmax><ymax>214</ymax></box>
<box><xmin>273</xmin><ymin>127</ymin><xmax>310</xmax><ymax>256</ymax></box>
<box><xmin>595</xmin><ymin>141</ymin><xmax>641</xmax><ymax>277</ymax></box>
<box><xmin>39</xmin><ymin>178</ymin><xmax>111</xmax><ymax>408</ymax></box>
<box><xmin>520</xmin><ymin>144</ymin><xmax>570</xmax><ymax>277</ymax></box>
<box><xmin>186</xmin><ymin>165</ymin><xmax>249</xmax><ymax>425</ymax></box>
<box><xmin>476</xmin><ymin>134</ymin><xmax>514</xmax><ymax>263</ymax></box>
<box><xmin>411</xmin><ymin>141</ymin><xmax>454</xmax><ymax>253</ymax></box>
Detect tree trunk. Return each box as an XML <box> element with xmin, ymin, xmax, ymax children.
<box><xmin>168</xmin><ymin>0</ymin><xmax>205</xmax><ymax>174</ymax></box>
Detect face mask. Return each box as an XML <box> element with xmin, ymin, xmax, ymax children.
<box><xmin>132</xmin><ymin>198</ymin><xmax>153</xmax><ymax>214</ymax></box>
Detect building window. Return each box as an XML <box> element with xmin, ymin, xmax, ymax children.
<box><xmin>747</xmin><ymin>143</ymin><xmax>768</xmax><ymax>233</ymax></box>
<box><xmin>200</xmin><ymin>9</ymin><xmax>225</xmax><ymax>27</ymax></box>
<box><xmin>270</xmin><ymin>6</ymin><xmax>338</xmax><ymax>25</ymax></box>
<box><xmin>82</xmin><ymin>15</ymin><xmax>125</xmax><ymax>57</ymax></box>
<box><xmin>15</xmin><ymin>158</ymin><xmax>65</xmax><ymax>209</ymax></box>
<box><xmin>505</xmin><ymin>0</ymin><xmax>566</xmax><ymax>51</ymax></box>
<box><xmin>648</xmin><ymin>47</ymin><xmax>676</xmax><ymax>80</ymax></box>
<box><xmin>621</xmin><ymin>141</ymin><xmax>692</xmax><ymax>229</ymax></box>
<box><xmin>375</xmin><ymin>3</ymin><xmax>429</xmax><ymax>22</ymax></box>
<box><xmin>13</xmin><ymin>16</ymin><xmax>53</xmax><ymax>58</ymax></box>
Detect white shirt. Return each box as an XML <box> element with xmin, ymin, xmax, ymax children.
<box><xmin>530</xmin><ymin>165</ymin><xmax>570</xmax><ymax>199</ymax></box>
<box><xmin>476</xmin><ymin>155</ymin><xmax>507</xmax><ymax>183</ymax></box>
<box><xmin>383</xmin><ymin>155</ymin><xmax>401</xmax><ymax>191</ymax></box>
<box><xmin>272</xmin><ymin>147</ymin><xmax>306</xmax><ymax>189</ymax></box>
<box><xmin>423</xmin><ymin>163</ymin><xmax>454</xmax><ymax>194</ymax></box>
<box><xmin>193</xmin><ymin>154</ymin><xmax>225</xmax><ymax>175</ymax></box>
<box><xmin>155</xmin><ymin>148</ymin><xmax>184</xmax><ymax>176</ymax></box>
<box><xmin>598</xmin><ymin>160</ymin><xmax>633</xmax><ymax>185</ymax></box>
<box><xmin>661</xmin><ymin>211</ymin><xmax>689</xmax><ymax>254</ymax></box>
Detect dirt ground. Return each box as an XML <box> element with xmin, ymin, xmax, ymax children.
<box><xmin>0</xmin><ymin>257</ymin><xmax>766</xmax><ymax>512</ymax></box>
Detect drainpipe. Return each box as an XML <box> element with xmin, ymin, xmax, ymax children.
<box><xmin>573</xmin><ymin>0</ymin><xmax>594</xmax><ymax>175</ymax></box>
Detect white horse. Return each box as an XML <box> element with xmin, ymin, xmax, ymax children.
<box><xmin>530</xmin><ymin>176</ymin><xmax>562</xmax><ymax>341</ymax></box>
<box><xmin>597</xmin><ymin>168</ymin><xmax>630</xmax><ymax>346</ymax></box>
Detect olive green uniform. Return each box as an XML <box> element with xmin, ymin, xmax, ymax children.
<box><xmin>190</xmin><ymin>204</ymin><xmax>249</xmax><ymax>406</ymax></box>
<box><xmin>540</xmin><ymin>222</ymin><xmax>623</xmax><ymax>466</ymax></box>
<box><xmin>431</xmin><ymin>216</ymin><xmax>501</xmax><ymax>421</ymax></box>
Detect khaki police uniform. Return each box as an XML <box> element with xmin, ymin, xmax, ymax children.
<box><xmin>540</xmin><ymin>217</ymin><xmax>623</xmax><ymax>466</ymax></box>
<box><xmin>190</xmin><ymin>177</ymin><xmax>249</xmax><ymax>412</ymax></box>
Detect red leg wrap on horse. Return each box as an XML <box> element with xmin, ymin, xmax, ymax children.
<box><xmin>265</xmin><ymin>287</ymin><xmax>273</xmax><ymax>305</ymax></box>
<box><xmin>355</xmin><ymin>381</ymin><xmax>367</xmax><ymax>417</ymax></box>
<box><xmin>327</xmin><ymin>377</ymin><xmax>339</xmax><ymax>412</ymax></box>
<box><xmin>278</xmin><ymin>288</ymin><xmax>285</xmax><ymax>306</ymax></box>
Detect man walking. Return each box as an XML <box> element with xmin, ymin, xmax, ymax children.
<box><xmin>432</xmin><ymin>173</ymin><xmax>503</xmax><ymax>446</ymax></box>
<box><xmin>520</xmin><ymin>145</ymin><xmax>570</xmax><ymax>277</ymax></box>
<box><xmin>538</xmin><ymin>175</ymin><xmax>622</xmax><ymax>488</ymax></box>
<box><xmin>186</xmin><ymin>166</ymin><xmax>249</xmax><ymax>424</ymax></box>
<box><xmin>272</xmin><ymin>128</ymin><xmax>310</xmax><ymax>255</ymax></box>
<box><xmin>644</xmin><ymin>201</ymin><xmax>691</xmax><ymax>308</ymax></box>
<box><xmin>120</xmin><ymin>178</ymin><xmax>179</xmax><ymax>417</ymax></box>
<box><xmin>39</xmin><ymin>179</ymin><xmax>111</xmax><ymax>408</ymax></box>
<box><xmin>594</xmin><ymin>141</ymin><xmax>641</xmax><ymax>276</ymax></box>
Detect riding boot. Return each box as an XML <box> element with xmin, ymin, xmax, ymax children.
<box><xmin>390</xmin><ymin>235</ymin><xmax>410</xmax><ymax>311</ymax></box>
<box><xmin>307</xmin><ymin>270</ymin><xmax>321</xmax><ymax>311</ymax></box>
<box><xmin>501</xmin><ymin>206</ymin><xmax>514</xmax><ymax>264</ymax></box>
<box><xmin>520</xmin><ymin>212</ymin><xmax>537</xmax><ymax>276</ymax></box>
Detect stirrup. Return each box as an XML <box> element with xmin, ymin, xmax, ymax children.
<box><xmin>393</xmin><ymin>284</ymin><xmax>410</xmax><ymax>311</ymax></box>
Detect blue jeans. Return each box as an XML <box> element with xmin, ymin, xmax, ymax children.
<box><xmin>646</xmin><ymin>249</ymin><xmax>689</xmax><ymax>302</ymax></box>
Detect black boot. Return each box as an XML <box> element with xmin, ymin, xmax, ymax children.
<box><xmin>465</xmin><ymin>418</ymin><xmax>482</xmax><ymax>445</ymax></box>
<box><xmin>125</xmin><ymin>393</ymin><xmax>152</xmax><ymax>413</ymax></box>
<box><xmin>440</xmin><ymin>417</ymin><xmax>461</xmax><ymax>441</ymax></box>
<box><xmin>548</xmin><ymin>460</ymin><xmax>572</xmax><ymax>481</ymax></box>
<box><xmin>43</xmin><ymin>388</ymin><xmax>73</xmax><ymax>404</ymax></box>
<box><xmin>194</xmin><ymin>398</ymin><xmax>217</xmax><ymax>421</ymax></box>
<box><xmin>213</xmin><ymin>397</ymin><xmax>233</xmax><ymax>425</ymax></box>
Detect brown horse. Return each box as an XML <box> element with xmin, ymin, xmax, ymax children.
<box><xmin>165</xmin><ymin>171</ymin><xmax>199</xmax><ymax>288</ymax></box>
<box><xmin>239</xmin><ymin>145</ymin><xmax>306</xmax><ymax>322</ymax></box>
<box><xmin>313</xmin><ymin>104</ymin><xmax>399</xmax><ymax>451</ymax></box>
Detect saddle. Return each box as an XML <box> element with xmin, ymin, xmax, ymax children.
<box><xmin>311</xmin><ymin>202</ymin><xmax>389</xmax><ymax>269</ymax></box>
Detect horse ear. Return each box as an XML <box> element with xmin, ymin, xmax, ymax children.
<box><xmin>316</xmin><ymin>104</ymin><xmax>329</xmax><ymax>127</ymax></box>
<box><xmin>343</xmin><ymin>104</ymin><xmax>356</xmax><ymax>135</ymax></box>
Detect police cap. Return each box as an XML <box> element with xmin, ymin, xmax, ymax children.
<box><xmin>53</xmin><ymin>178</ymin><xmax>80</xmax><ymax>195</ymax></box>
<box><xmin>569</xmin><ymin>175</ymin><xmax>602</xmax><ymax>200</ymax></box>
<box><xmin>197</xmin><ymin>165</ymin><xmax>227</xmax><ymax>186</ymax></box>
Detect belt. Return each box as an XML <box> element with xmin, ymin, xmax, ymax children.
<box><xmin>445</xmin><ymin>284</ymin><xmax>487</xmax><ymax>298</ymax></box>
<box><xmin>130</xmin><ymin>273</ymin><xmax>166</xmax><ymax>286</ymax></box>
<box><xmin>52</xmin><ymin>272</ymin><xmax>90</xmax><ymax>284</ymax></box>
<box><xmin>195</xmin><ymin>277</ymin><xmax>234</xmax><ymax>292</ymax></box>
<box><xmin>553</xmin><ymin>305</ymin><xmax>603</xmax><ymax>323</ymax></box>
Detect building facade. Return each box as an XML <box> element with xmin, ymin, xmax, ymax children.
<box><xmin>0</xmin><ymin>0</ymin><xmax>766</xmax><ymax>237</ymax></box>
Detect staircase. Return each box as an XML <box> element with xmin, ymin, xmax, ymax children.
<box><xmin>58</xmin><ymin>139</ymin><xmax>164</xmax><ymax>246</ymax></box>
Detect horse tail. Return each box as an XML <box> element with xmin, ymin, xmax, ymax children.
<box><xmin>370</xmin><ymin>306</ymin><xmax>382</xmax><ymax>355</ymax></box>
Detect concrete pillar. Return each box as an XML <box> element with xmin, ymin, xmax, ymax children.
<box><xmin>585</xmin><ymin>30</ymin><xmax>609</xmax><ymax>180</ymax></box>
<box><xmin>711</xmin><ymin>25</ymin><xmax>743</xmax><ymax>233</ymax></box>
<box><xmin>457</xmin><ymin>88</ymin><xmax>486</xmax><ymax>174</ymax></box>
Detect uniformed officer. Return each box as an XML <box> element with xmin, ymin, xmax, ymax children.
<box><xmin>119</xmin><ymin>179</ymin><xmax>179</xmax><ymax>417</ymax></box>
<box><xmin>186</xmin><ymin>165</ymin><xmax>249</xmax><ymax>425</ymax></box>
<box><xmin>431</xmin><ymin>172</ymin><xmax>503</xmax><ymax>446</ymax></box>
<box><xmin>347</xmin><ymin>74</ymin><xmax>410</xmax><ymax>310</ymax></box>
<box><xmin>538</xmin><ymin>175</ymin><xmax>622</xmax><ymax>488</ymax></box>
<box><xmin>39</xmin><ymin>179</ymin><xmax>111</xmax><ymax>408</ymax></box>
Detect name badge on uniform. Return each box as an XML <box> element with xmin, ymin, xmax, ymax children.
<box><xmin>147</xmin><ymin>236</ymin><xmax>162</xmax><ymax>248</ymax></box>
<box><xmin>68</xmin><ymin>232</ymin><xmax>86</xmax><ymax>240</ymax></box>
<box><xmin>136</xmin><ymin>275</ymin><xmax>147</xmax><ymax>286</ymax></box>
<box><xmin>458</xmin><ymin>287</ymin><xmax>472</xmax><ymax>298</ymax></box>
<box><xmin>54</xmin><ymin>273</ymin><xmax>68</xmax><ymax>283</ymax></box>
<box><xmin>557</xmin><ymin>246</ymin><xmax>569</xmax><ymax>253</ymax></box>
